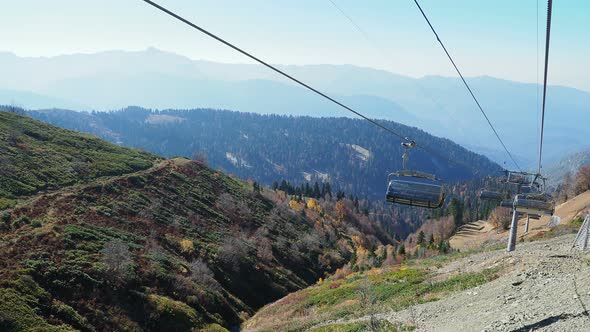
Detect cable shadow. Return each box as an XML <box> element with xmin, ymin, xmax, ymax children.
<box><xmin>510</xmin><ymin>313</ymin><xmax>584</xmax><ymax>332</ymax></box>
<box><xmin>573</xmin><ymin>278</ymin><xmax>590</xmax><ymax>319</ymax></box>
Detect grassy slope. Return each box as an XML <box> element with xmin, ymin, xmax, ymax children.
<box><xmin>0</xmin><ymin>110</ymin><xmax>158</xmax><ymax>199</ymax></box>
<box><xmin>243</xmin><ymin>253</ymin><xmax>502</xmax><ymax>332</ymax></box>
<box><xmin>0</xmin><ymin>112</ymin><xmax>387</xmax><ymax>331</ymax></box>
<box><xmin>244</xmin><ymin>191</ymin><xmax>590</xmax><ymax>332</ymax></box>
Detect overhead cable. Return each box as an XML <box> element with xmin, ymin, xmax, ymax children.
<box><xmin>412</xmin><ymin>0</ymin><xmax>522</xmax><ymax>172</ymax></box>
<box><xmin>538</xmin><ymin>0</ymin><xmax>553</xmax><ymax>174</ymax></box>
<box><xmin>141</xmin><ymin>0</ymin><xmax>480</xmax><ymax>172</ymax></box>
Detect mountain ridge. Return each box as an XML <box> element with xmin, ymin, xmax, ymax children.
<box><xmin>1</xmin><ymin>48</ymin><xmax>588</xmax><ymax>166</ymax></box>
<box><xmin>24</xmin><ymin>106</ymin><xmax>502</xmax><ymax>201</ymax></box>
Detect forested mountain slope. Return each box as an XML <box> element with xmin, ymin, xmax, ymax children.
<box><xmin>0</xmin><ymin>110</ymin><xmax>393</xmax><ymax>331</ymax></box>
<box><xmin>26</xmin><ymin>107</ymin><xmax>502</xmax><ymax>200</ymax></box>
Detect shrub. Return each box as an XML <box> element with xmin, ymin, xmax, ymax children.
<box><xmin>31</xmin><ymin>220</ymin><xmax>42</xmax><ymax>228</ymax></box>
<box><xmin>201</xmin><ymin>323</ymin><xmax>228</xmax><ymax>332</ymax></box>
<box><xmin>180</xmin><ymin>239</ymin><xmax>194</xmax><ymax>254</ymax></box>
<box><xmin>332</xmin><ymin>265</ymin><xmax>352</xmax><ymax>281</ymax></box>
<box><xmin>74</xmin><ymin>206</ymin><xmax>86</xmax><ymax>215</ymax></box>
<box><xmin>0</xmin><ymin>198</ymin><xmax>16</xmax><ymax>210</ymax></box>
<box><xmin>489</xmin><ymin>207</ymin><xmax>512</xmax><ymax>231</ymax></box>
<box><xmin>17</xmin><ymin>215</ymin><xmax>30</xmax><ymax>224</ymax></box>
<box><xmin>147</xmin><ymin>294</ymin><xmax>202</xmax><ymax>331</ymax></box>
<box><xmin>51</xmin><ymin>300</ymin><xmax>92</xmax><ymax>331</ymax></box>
<box><xmin>95</xmin><ymin>205</ymin><xmax>112</xmax><ymax>217</ymax></box>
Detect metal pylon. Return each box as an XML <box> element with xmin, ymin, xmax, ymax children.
<box><xmin>507</xmin><ymin>208</ymin><xmax>518</xmax><ymax>252</ymax></box>
<box><xmin>572</xmin><ymin>214</ymin><xmax>590</xmax><ymax>251</ymax></box>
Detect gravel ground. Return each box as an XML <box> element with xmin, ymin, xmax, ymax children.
<box><xmin>358</xmin><ymin>234</ymin><xmax>590</xmax><ymax>331</ymax></box>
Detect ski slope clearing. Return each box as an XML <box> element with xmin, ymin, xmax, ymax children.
<box><xmin>450</xmin><ymin>191</ymin><xmax>590</xmax><ymax>252</ymax></box>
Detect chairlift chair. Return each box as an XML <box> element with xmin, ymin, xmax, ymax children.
<box><xmin>478</xmin><ymin>190</ymin><xmax>503</xmax><ymax>201</ymax></box>
<box><xmin>512</xmin><ymin>174</ymin><xmax>554</xmax><ymax>216</ymax></box>
<box><xmin>385</xmin><ymin>140</ymin><xmax>445</xmax><ymax>208</ymax></box>
<box><xmin>478</xmin><ymin>175</ymin><xmax>507</xmax><ymax>202</ymax></box>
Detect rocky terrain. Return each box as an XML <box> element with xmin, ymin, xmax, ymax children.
<box><xmin>352</xmin><ymin>233</ymin><xmax>590</xmax><ymax>331</ymax></box>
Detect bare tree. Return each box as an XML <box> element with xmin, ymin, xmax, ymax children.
<box><xmin>489</xmin><ymin>207</ymin><xmax>512</xmax><ymax>231</ymax></box>
<box><xmin>191</xmin><ymin>151</ymin><xmax>208</xmax><ymax>166</ymax></box>
<box><xmin>217</xmin><ymin>236</ymin><xmax>249</xmax><ymax>272</ymax></box>
<box><xmin>575</xmin><ymin>165</ymin><xmax>590</xmax><ymax>195</ymax></box>
<box><xmin>255</xmin><ymin>238</ymin><xmax>274</xmax><ymax>263</ymax></box>
<box><xmin>190</xmin><ymin>258</ymin><xmax>220</xmax><ymax>290</ymax></box>
<box><xmin>101</xmin><ymin>239</ymin><xmax>133</xmax><ymax>277</ymax></box>
<box><xmin>216</xmin><ymin>193</ymin><xmax>237</xmax><ymax>213</ymax></box>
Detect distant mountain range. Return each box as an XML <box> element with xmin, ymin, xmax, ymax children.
<box><xmin>1</xmin><ymin>48</ymin><xmax>588</xmax><ymax>167</ymax></box>
<box><xmin>546</xmin><ymin>149</ymin><xmax>590</xmax><ymax>187</ymax></box>
<box><xmin>24</xmin><ymin>106</ymin><xmax>502</xmax><ymax>201</ymax></box>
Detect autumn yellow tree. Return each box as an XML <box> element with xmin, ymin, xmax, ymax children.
<box><xmin>180</xmin><ymin>239</ymin><xmax>194</xmax><ymax>254</ymax></box>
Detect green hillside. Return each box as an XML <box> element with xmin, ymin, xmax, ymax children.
<box><xmin>0</xmin><ymin>110</ymin><xmax>158</xmax><ymax>200</ymax></box>
<box><xmin>0</xmin><ymin>111</ymin><xmax>391</xmax><ymax>331</ymax></box>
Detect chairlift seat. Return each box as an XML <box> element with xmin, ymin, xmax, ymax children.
<box><xmin>478</xmin><ymin>190</ymin><xmax>503</xmax><ymax>201</ymax></box>
<box><xmin>385</xmin><ymin>170</ymin><xmax>445</xmax><ymax>208</ymax></box>
<box><xmin>514</xmin><ymin>194</ymin><xmax>554</xmax><ymax>216</ymax></box>
<box><xmin>499</xmin><ymin>200</ymin><xmax>514</xmax><ymax>208</ymax></box>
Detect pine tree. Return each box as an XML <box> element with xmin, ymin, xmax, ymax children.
<box><xmin>279</xmin><ymin>180</ymin><xmax>288</xmax><ymax>192</ymax></box>
<box><xmin>378</xmin><ymin>248</ymin><xmax>387</xmax><ymax>267</ymax></box>
<box><xmin>349</xmin><ymin>249</ymin><xmax>358</xmax><ymax>270</ymax></box>
<box><xmin>397</xmin><ymin>243</ymin><xmax>406</xmax><ymax>256</ymax></box>
<box><xmin>305</xmin><ymin>183</ymin><xmax>312</xmax><ymax>197</ymax></box>
<box><xmin>312</xmin><ymin>182</ymin><xmax>320</xmax><ymax>198</ymax></box>
<box><xmin>322</xmin><ymin>182</ymin><xmax>332</xmax><ymax>198</ymax></box>
<box><xmin>449</xmin><ymin>198</ymin><xmax>464</xmax><ymax>228</ymax></box>
<box><xmin>417</xmin><ymin>231</ymin><xmax>425</xmax><ymax>247</ymax></box>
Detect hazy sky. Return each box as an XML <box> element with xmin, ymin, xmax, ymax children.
<box><xmin>2</xmin><ymin>0</ymin><xmax>588</xmax><ymax>91</ymax></box>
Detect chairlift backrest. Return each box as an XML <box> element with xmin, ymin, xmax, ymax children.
<box><xmin>499</xmin><ymin>200</ymin><xmax>514</xmax><ymax>208</ymax></box>
<box><xmin>478</xmin><ymin>190</ymin><xmax>503</xmax><ymax>201</ymax></box>
<box><xmin>386</xmin><ymin>171</ymin><xmax>445</xmax><ymax>208</ymax></box>
<box><xmin>513</xmin><ymin>193</ymin><xmax>554</xmax><ymax>216</ymax></box>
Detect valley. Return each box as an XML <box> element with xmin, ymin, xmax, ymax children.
<box><xmin>244</xmin><ymin>191</ymin><xmax>590</xmax><ymax>331</ymax></box>
<box><xmin>1</xmin><ymin>108</ymin><xmax>589</xmax><ymax>331</ymax></box>
<box><xmin>2</xmin><ymin>1</ymin><xmax>588</xmax><ymax>331</ymax></box>
<box><xmin>0</xmin><ymin>111</ymin><xmax>395</xmax><ymax>331</ymax></box>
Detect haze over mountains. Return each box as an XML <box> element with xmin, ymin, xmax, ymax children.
<box><xmin>1</xmin><ymin>48</ymin><xmax>588</xmax><ymax>167</ymax></box>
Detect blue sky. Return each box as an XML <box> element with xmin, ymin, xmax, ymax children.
<box><xmin>2</xmin><ymin>0</ymin><xmax>588</xmax><ymax>91</ymax></box>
